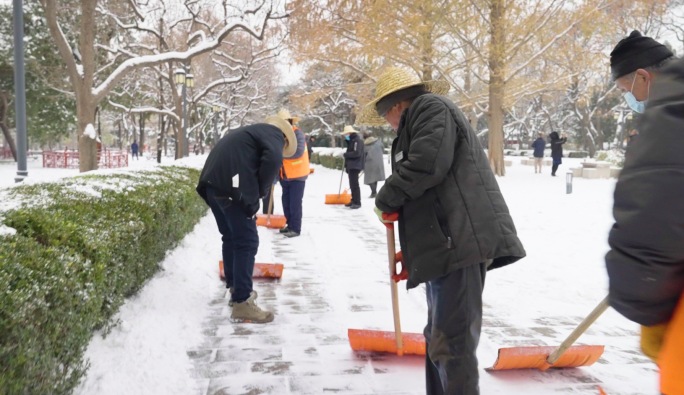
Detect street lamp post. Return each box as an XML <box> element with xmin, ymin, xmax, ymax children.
<box><xmin>13</xmin><ymin>0</ymin><xmax>28</xmax><ymax>182</ymax></box>
<box><xmin>174</xmin><ymin>68</ymin><xmax>194</xmax><ymax>158</ymax></box>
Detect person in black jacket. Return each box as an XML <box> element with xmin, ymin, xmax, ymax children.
<box><xmin>196</xmin><ymin>115</ymin><xmax>296</xmax><ymax>323</ymax></box>
<box><xmin>605</xmin><ymin>55</ymin><xmax>684</xmax><ymax>394</ymax></box>
<box><xmin>548</xmin><ymin>131</ymin><xmax>567</xmax><ymax>176</ymax></box>
<box><xmin>341</xmin><ymin>125</ymin><xmax>364</xmax><ymax>209</ymax></box>
<box><xmin>358</xmin><ymin>67</ymin><xmax>525</xmax><ymax>395</ymax></box>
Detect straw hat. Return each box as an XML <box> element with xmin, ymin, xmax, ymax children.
<box><xmin>277</xmin><ymin>108</ymin><xmax>301</xmax><ymax>124</ymax></box>
<box><xmin>340</xmin><ymin>125</ymin><xmax>359</xmax><ymax>135</ymax></box>
<box><xmin>265</xmin><ymin>115</ymin><xmax>297</xmax><ymax>157</ymax></box>
<box><xmin>357</xmin><ymin>67</ymin><xmax>450</xmax><ymax>126</ymax></box>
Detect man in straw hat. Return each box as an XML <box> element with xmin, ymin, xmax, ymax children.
<box><xmin>196</xmin><ymin>115</ymin><xmax>296</xmax><ymax>323</ymax></box>
<box><xmin>605</xmin><ymin>37</ymin><xmax>683</xmax><ymax>393</ymax></box>
<box><xmin>359</xmin><ymin>67</ymin><xmax>525</xmax><ymax>394</ymax></box>
<box><xmin>277</xmin><ymin>108</ymin><xmax>309</xmax><ymax>238</ymax></box>
<box><xmin>341</xmin><ymin>125</ymin><xmax>365</xmax><ymax>209</ymax></box>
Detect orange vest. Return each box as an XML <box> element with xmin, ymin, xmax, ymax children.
<box><xmin>280</xmin><ymin>128</ymin><xmax>310</xmax><ymax>180</ymax></box>
<box><xmin>660</xmin><ymin>292</ymin><xmax>684</xmax><ymax>394</ymax></box>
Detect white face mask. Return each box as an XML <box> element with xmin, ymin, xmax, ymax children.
<box><xmin>623</xmin><ymin>73</ymin><xmax>649</xmax><ymax>113</ymax></box>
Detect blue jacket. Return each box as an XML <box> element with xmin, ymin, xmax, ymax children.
<box><xmin>531</xmin><ymin>138</ymin><xmax>545</xmax><ymax>158</ymax></box>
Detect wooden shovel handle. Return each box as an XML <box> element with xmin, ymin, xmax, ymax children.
<box><xmin>546</xmin><ymin>296</ymin><xmax>610</xmax><ymax>365</ymax></box>
<box><xmin>386</xmin><ymin>224</ymin><xmax>404</xmax><ymax>355</ymax></box>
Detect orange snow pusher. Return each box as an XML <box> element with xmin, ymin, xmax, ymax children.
<box><xmin>487</xmin><ymin>296</ymin><xmax>609</xmax><ymax>371</ymax></box>
<box><xmin>257</xmin><ymin>185</ymin><xmax>287</xmax><ymax>229</ymax></box>
<box><xmin>219</xmin><ymin>260</ymin><xmax>284</xmax><ymax>279</ymax></box>
<box><xmin>348</xmin><ymin>221</ymin><xmax>425</xmax><ymax>356</ymax></box>
<box><xmin>325</xmin><ymin>166</ymin><xmax>352</xmax><ymax>205</ymax></box>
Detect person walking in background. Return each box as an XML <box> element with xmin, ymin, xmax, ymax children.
<box><xmin>531</xmin><ymin>133</ymin><xmax>545</xmax><ymax>174</ymax></box>
<box><xmin>549</xmin><ymin>132</ymin><xmax>566</xmax><ymax>176</ymax></box>
<box><xmin>341</xmin><ymin>125</ymin><xmax>364</xmax><ymax>209</ymax></box>
<box><xmin>196</xmin><ymin>115</ymin><xmax>296</xmax><ymax>323</ymax></box>
<box><xmin>277</xmin><ymin>109</ymin><xmax>309</xmax><ymax>238</ymax></box>
<box><xmin>359</xmin><ymin>67</ymin><xmax>525</xmax><ymax>395</ymax></box>
<box><xmin>131</xmin><ymin>140</ymin><xmax>139</xmax><ymax>160</ymax></box>
<box><xmin>306</xmin><ymin>134</ymin><xmax>314</xmax><ymax>161</ymax></box>
<box><xmin>363</xmin><ymin>132</ymin><xmax>386</xmax><ymax>198</ymax></box>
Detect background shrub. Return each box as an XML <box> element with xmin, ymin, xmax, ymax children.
<box><xmin>0</xmin><ymin>166</ymin><xmax>206</xmax><ymax>394</ymax></box>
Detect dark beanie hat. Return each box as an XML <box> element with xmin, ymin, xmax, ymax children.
<box><xmin>610</xmin><ymin>30</ymin><xmax>673</xmax><ymax>80</ymax></box>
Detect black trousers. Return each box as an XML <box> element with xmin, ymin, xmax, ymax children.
<box><xmin>425</xmin><ymin>262</ymin><xmax>487</xmax><ymax>395</ymax></box>
<box><xmin>348</xmin><ymin>169</ymin><xmax>361</xmax><ymax>205</ymax></box>
<box><xmin>369</xmin><ymin>182</ymin><xmax>377</xmax><ymax>194</ymax></box>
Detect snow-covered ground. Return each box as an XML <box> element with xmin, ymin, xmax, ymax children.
<box><xmin>0</xmin><ymin>153</ymin><xmax>658</xmax><ymax>394</ymax></box>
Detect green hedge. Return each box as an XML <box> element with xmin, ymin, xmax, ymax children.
<box><xmin>0</xmin><ymin>166</ymin><xmax>206</xmax><ymax>394</ymax></box>
<box><xmin>568</xmin><ymin>151</ymin><xmax>589</xmax><ymax>158</ymax></box>
<box><xmin>310</xmin><ymin>151</ymin><xmax>345</xmax><ymax>170</ymax></box>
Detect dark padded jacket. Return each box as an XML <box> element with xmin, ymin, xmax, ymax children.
<box><xmin>344</xmin><ymin>133</ymin><xmax>365</xmax><ymax>171</ymax></box>
<box><xmin>606</xmin><ymin>58</ymin><xmax>684</xmax><ymax>326</ymax></box>
<box><xmin>375</xmin><ymin>93</ymin><xmax>526</xmax><ymax>289</ymax></box>
<box><xmin>196</xmin><ymin>123</ymin><xmax>283</xmax><ymax>216</ymax></box>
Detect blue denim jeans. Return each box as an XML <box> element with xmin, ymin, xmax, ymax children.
<box><xmin>205</xmin><ymin>187</ymin><xmax>259</xmax><ymax>303</ymax></box>
<box><xmin>424</xmin><ymin>262</ymin><xmax>486</xmax><ymax>395</ymax></box>
<box><xmin>280</xmin><ymin>179</ymin><xmax>306</xmax><ymax>233</ymax></box>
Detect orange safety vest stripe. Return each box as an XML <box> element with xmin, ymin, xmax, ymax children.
<box><xmin>281</xmin><ymin>144</ymin><xmax>310</xmax><ymax>180</ymax></box>
<box><xmin>660</xmin><ymin>292</ymin><xmax>684</xmax><ymax>395</ymax></box>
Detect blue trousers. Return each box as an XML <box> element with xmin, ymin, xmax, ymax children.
<box><xmin>280</xmin><ymin>179</ymin><xmax>305</xmax><ymax>233</ymax></box>
<box><xmin>205</xmin><ymin>187</ymin><xmax>259</xmax><ymax>303</ymax></box>
<box><xmin>424</xmin><ymin>262</ymin><xmax>486</xmax><ymax>395</ymax></box>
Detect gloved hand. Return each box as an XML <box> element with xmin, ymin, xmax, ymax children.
<box><xmin>640</xmin><ymin>323</ymin><xmax>669</xmax><ymax>362</ymax></box>
<box><xmin>374</xmin><ymin>207</ymin><xmax>399</xmax><ymax>229</ymax></box>
<box><xmin>392</xmin><ymin>250</ymin><xmax>408</xmax><ymax>282</ymax></box>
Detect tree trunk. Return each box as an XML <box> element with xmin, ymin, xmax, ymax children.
<box><xmin>0</xmin><ymin>91</ymin><xmax>18</xmax><ymax>161</ymax></box>
<box><xmin>76</xmin><ymin>99</ymin><xmax>98</xmax><ymax>172</ymax></box>
<box><xmin>139</xmin><ymin>113</ymin><xmax>145</xmax><ymax>153</ymax></box>
<box><xmin>487</xmin><ymin>0</ymin><xmax>506</xmax><ymax>176</ymax></box>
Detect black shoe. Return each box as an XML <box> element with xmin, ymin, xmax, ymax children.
<box><xmin>279</xmin><ymin>226</ymin><xmax>290</xmax><ymax>234</ymax></box>
<box><xmin>369</xmin><ymin>193</ymin><xmax>377</xmax><ymax>198</ymax></box>
<box><xmin>344</xmin><ymin>202</ymin><xmax>353</xmax><ymax>207</ymax></box>
<box><xmin>349</xmin><ymin>204</ymin><xmax>361</xmax><ymax>209</ymax></box>
<box><xmin>282</xmin><ymin>230</ymin><xmax>300</xmax><ymax>238</ymax></box>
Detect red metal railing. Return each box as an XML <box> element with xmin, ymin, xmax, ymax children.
<box><xmin>42</xmin><ymin>148</ymin><xmax>128</xmax><ymax>169</ymax></box>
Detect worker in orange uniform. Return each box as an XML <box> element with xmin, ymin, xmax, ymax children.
<box><xmin>277</xmin><ymin>109</ymin><xmax>309</xmax><ymax>238</ymax></box>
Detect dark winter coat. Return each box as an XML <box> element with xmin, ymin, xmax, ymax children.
<box><xmin>343</xmin><ymin>134</ymin><xmax>364</xmax><ymax>171</ymax></box>
<box><xmin>549</xmin><ymin>132</ymin><xmax>566</xmax><ymax>161</ymax></box>
<box><xmin>196</xmin><ymin>123</ymin><xmax>284</xmax><ymax>217</ymax></box>
<box><xmin>606</xmin><ymin>58</ymin><xmax>684</xmax><ymax>326</ymax></box>
<box><xmin>131</xmin><ymin>142</ymin><xmax>139</xmax><ymax>154</ymax></box>
<box><xmin>531</xmin><ymin>137</ymin><xmax>545</xmax><ymax>158</ymax></box>
<box><xmin>375</xmin><ymin>93</ymin><xmax>526</xmax><ymax>289</ymax></box>
<box><xmin>363</xmin><ymin>137</ymin><xmax>386</xmax><ymax>185</ymax></box>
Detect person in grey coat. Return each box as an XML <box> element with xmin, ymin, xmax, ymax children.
<box><xmin>363</xmin><ymin>133</ymin><xmax>386</xmax><ymax>198</ymax></box>
<box><xmin>359</xmin><ymin>67</ymin><xmax>525</xmax><ymax>395</ymax></box>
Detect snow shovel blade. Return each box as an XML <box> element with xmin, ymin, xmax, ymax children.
<box><xmin>486</xmin><ymin>344</ymin><xmax>604</xmax><ymax>371</ymax></box>
<box><xmin>255</xmin><ymin>214</ymin><xmax>287</xmax><ymax>229</ymax></box>
<box><xmin>325</xmin><ymin>192</ymin><xmax>352</xmax><ymax>205</ymax></box>
<box><xmin>348</xmin><ymin>328</ymin><xmax>426</xmax><ymax>356</ymax></box>
<box><xmin>487</xmin><ymin>296</ymin><xmax>610</xmax><ymax>371</ymax></box>
<box><xmin>219</xmin><ymin>261</ymin><xmax>284</xmax><ymax>279</ymax></box>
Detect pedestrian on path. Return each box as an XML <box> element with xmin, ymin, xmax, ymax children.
<box><xmin>131</xmin><ymin>141</ymin><xmax>139</xmax><ymax>160</ymax></box>
<box><xmin>605</xmin><ymin>52</ymin><xmax>684</xmax><ymax>395</ymax></box>
<box><xmin>359</xmin><ymin>66</ymin><xmax>525</xmax><ymax>395</ymax></box>
<box><xmin>196</xmin><ymin>115</ymin><xmax>296</xmax><ymax>323</ymax></box>
<box><xmin>363</xmin><ymin>132</ymin><xmax>386</xmax><ymax>198</ymax></box>
<box><xmin>530</xmin><ymin>133</ymin><xmax>545</xmax><ymax>174</ymax></box>
<box><xmin>277</xmin><ymin>108</ymin><xmax>309</xmax><ymax>238</ymax></box>
<box><xmin>549</xmin><ymin>132</ymin><xmax>566</xmax><ymax>176</ymax></box>
<box><xmin>341</xmin><ymin>125</ymin><xmax>364</xmax><ymax>209</ymax></box>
